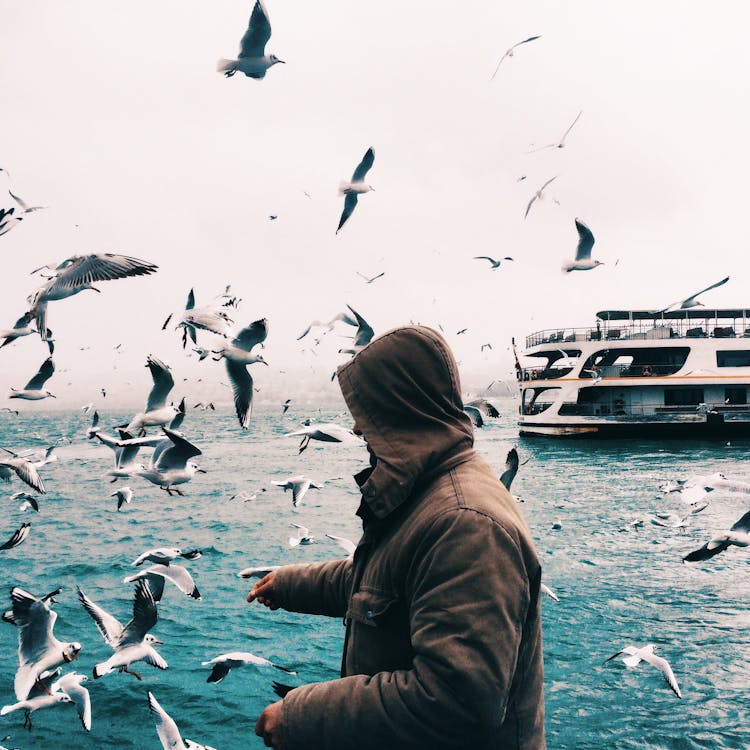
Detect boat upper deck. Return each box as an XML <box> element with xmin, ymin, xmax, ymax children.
<box><xmin>525</xmin><ymin>308</ymin><xmax>750</xmax><ymax>349</ymax></box>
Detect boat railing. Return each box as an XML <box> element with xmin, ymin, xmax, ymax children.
<box><xmin>553</xmin><ymin>403</ymin><xmax>750</xmax><ymax>418</ymax></box>
<box><xmin>520</xmin><ymin>363</ymin><xmax>680</xmax><ymax>381</ymax></box>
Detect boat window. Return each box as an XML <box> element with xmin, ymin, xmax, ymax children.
<box><xmin>522</xmin><ymin>387</ymin><xmax>560</xmax><ymax>415</ymax></box>
<box><xmin>664</xmin><ymin>387</ymin><xmax>704</xmax><ymax>406</ymax></box>
<box><xmin>717</xmin><ymin>350</ymin><xmax>750</xmax><ymax>367</ymax></box>
<box><xmin>725</xmin><ymin>387</ymin><xmax>747</xmax><ymax>405</ymax></box>
<box><xmin>581</xmin><ymin>347</ymin><xmax>689</xmax><ymax>377</ymax></box>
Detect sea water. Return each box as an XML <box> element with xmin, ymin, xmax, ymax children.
<box><xmin>0</xmin><ymin>401</ymin><xmax>748</xmax><ymax>749</ymax></box>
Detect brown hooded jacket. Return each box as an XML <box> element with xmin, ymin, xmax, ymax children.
<box><xmin>273</xmin><ymin>325</ymin><xmax>545</xmax><ymax>749</ymax></box>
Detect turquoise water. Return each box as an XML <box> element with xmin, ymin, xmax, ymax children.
<box><xmin>1</xmin><ymin>402</ymin><xmax>749</xmax><ymax>748</ymax></box>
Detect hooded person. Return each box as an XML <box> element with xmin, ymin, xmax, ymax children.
<box><xmin>250</xmin><ymin>325</ymin><xmax>545</xmax><ymax>750</ymax></box>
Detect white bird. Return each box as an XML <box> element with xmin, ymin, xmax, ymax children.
<box><xmin>28</xmin><ymin>253</ymin><xmax>158</xmax><ymax>341</ymax></box>
<box><xmin>650</xmin><ymin>502</ymin><xmax>708</xmax><ymax>528</ymax></box>
<box><xmin>297</xmin><ymin>311</ymin><xmax>357</xmax><ymax>341</ymax></box>
<box><xmin>0</xmin><ymin>190</ymin><xmax>45</xmax><ymax>239</ymax></box>
<box><xmin>540</xmin><ymin>583</ymin><xmax>559</xmax><ymax>602</ymax></box>
<box><xmin>0</xmin><ymin>690</ymin><xmax>72</xmax><ymax>731</ymax></box>
<box><xmin>490</xmin><ymin>35</ymin><xmax>541</xmax><ymax>79</ymax></box>
<box><xmin>50</xmin><ymin>672</ymin><xmax>91</xmax><ymax>731</ymax></box>
<box><xmin>285</xmin><ymin>422</ymin><xmax>361</xmax><ymax>454</ymax></box>
<box><xmin>605</xmin><ymin>644</ymin><xmax>682</xmax><ymax>698</ymax></box>
<box><xmin>217</xmin><ymin>0</ymin><xmax>285</xmax><ymax>79</ymax></box>
<box><xmin>524</xmin><ymin>176</ymin><xmax>557</xmax><ymax>219</ymax></box>
<box><xmin>134</xmin><ymin>427</ymin><xmax>205</xmax><ymax>496</ymax></box>
<box><xmin>337</xmin><ymin>148</ymin><xmax>375</xmax><ymax>234</ymax></box>
<box><xmin>325</xmin><ymin>533</ymin><xmax>356</xmax><ymax>557</ymax></box>
<box><xmin>0</xmin><ymin>455</ymin><xmax>45</xmax><ymax>494</ymax></box>
<box><xmin>562</xmin><ymin>219</ymin><xmax>603</xmax><ymax>272</ymax></box>
<box><xmin>162</xmin><ymin>289</ymin><xmax>234</xmax><ymax>348</ymax></box>
<box><xmin>125</xmin><ymin>356</ymin><xmax>179</xmax><ymax>435</ymax></box>
<box><xmin>2</xmin><ymin>588</ymin><xmax>82</xmax><ymax>701</ymax></box>
<box><xmin>473</xmin><ymin>256</ymin><xmax>513</xmax><ymax>269</ymax></box>
<box><xmin>132</xmin><ymin>547</ymin><xmax>202</xmax><ymax>567</ymax></box>
<box><xmin>8</xmin><ymin>357</ymin><xmax>55</xmax><ymax>400</ymax></box>
<box><xmin>462</xmin><ymin>405</ymin><xmax>485</xmax><ymax>428</ymax></box>
<box><xmin>683</xmin><ymin>509</ymin><xmax>750</xmax><ymax>562</ymax></box>
<box><xmin>124</xmin><ymin>563</ymin><xmax>201</xmax><ymax>601</ymax></box>
<box><xmin>0</xmin><ymin>523</ymin><xmax>31</xmax><ymax>551</ymax></box>
<box><xmin>112</xmin><ymin>486</ymin><xmax>133</xmax><ymax>511</ymax></box>
<box><xmin>527</xmin><ymin>110</ymin><xmax>583</xmax><ymax>153</ymax></box>
<box><xmin>237</xmin><ymin>565</ymin><xmax>280</xmax><ymax>580</ymax></box>
<box><xmin>96</xmin><ymin>430</ymin><xmax>161</xmax><ymax>482</ymax></box>
<box><xmin>78</xmin><ymin>581</ymin><xmax>166</xmax><ymax>681</ymax></box>
<box><xmin>203</xmin><ymin>652</ymin><xmax>296</xmax><ymax>683</ymax></box>
<box><xmin>211</xmin><ymin>318</ymin><xmax>268</xmax><ymax>429</ymax></box>
<box><xmin>0</xmin><ymin>313</ymin><xmax>38</xmax><ymax>349</ymax></box>
<box><xmin>499</xmin><ymin>448</ymin><xmax>520</xmax><ymax>491</ymax></box>
<box><xmin>148</xmin><ymin>692</ymin><xmax>218</xmax><ymax>750</ymax></box>
<box><xmin>337</xmin><ymin>305</ymin><xmax>374</xmax><ymax>355</ymax></box>
<box><xmin>356</xmin><ymin>271</ymin><xmax>385</xmax><ymax>284</ymax></box>
<box><xmin>193</xmin><ymin>347</ymin><xmax>211</xmax><ymax>361</ymax></box>
<box><xmin>9</xmin><ymin>492</ymin><xmax>39</xmax><ymax>513</ymax></box>
<box><xmin>272</xmin><ymin>475</ymin><xmax>320</xmax><ymax>506</ymax></box>
<box><xmin>657</xmin><ymin>276</ymin><xmax>730</xmax><ymax>313</ymax></box>
<box><xmin>289</xmin><ymin>522</ymin><xmax>314</xmax><ymax>547</ymax></box>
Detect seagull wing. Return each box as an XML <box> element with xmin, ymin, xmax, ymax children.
<box><xmin>77</xmin><ymin>587</ymin><xmax>123</xmax><ymax>648</ymax></box>
<box><xmin>239</xmin><ymin>0</ymin><xmax>272</xmax><ymax>58</ymax></box>
<box><xmin>346</xmin><ymin>305</ymin><xmax>374</xmax><ymax>347</ymax></box>
<box><xmin>118</xmin><ymin>580</ymin><xmax>158</xmax><ymax>647</ymax></box>
<box><xmin>52</xmin><ymin>673</ymin><xmax>91</xmax><ymax>730</ymax></box>
<box><xmin>46</xmin><ymin>253</ymin><xmax>158</xmax><ymax>294</ymax></box>
<box><xmin>134</xmin><ymin>564</ymin><xmax>201</xmax><ymax>599</ymax></box>
<box><xmin>337</xmin><ymin>193</ymin><xmax>359</xmax><ymax>233</ymax></box>
<box><xmin>473</xmin><ymin>256</ymin><xmax>497</xmax><ymax>264</ymax></box>
<box><xmin>231</xmin><ymin>318</ymin><xmax>268</xmax><ymax>352</ymax></box>
<box><xmin>513</xmin><ymin>34</ymin><xmax>542</xmax><ymax>48</ymax></box>
<box><xmin>226</xmin><ymin>359</ymin><xmax>253</xmax><ymax>429</ymax></box>
<box><xmin>574</xmin><ymin>219</ymin><xmax>595</xmax><ymax>261</ymax></box>
<box><xmin>185</xmin><ymin>288</ymin><xmax>195</xmax><ymax>311</ymax></box>
<box><xmin>523</xmin><ymin>194</ymin><xmax>538</xmax><ymax>219</ymax></box>
<box><xmin>325</xmin><ymin>533</ymin><xmax>356</xmax><ymax>556</ymax></box>
<box><xmin>0</xmin><ymin>522</ymin><xmax>30</xmax><ymax>551</ymax></box>
<box><xmin>499</xmin><ymin>448</ymin><xmax>520</xmax><ymax>491</ymax></box>
<box><xmin>2</xmin><ymin>459</ymin><xmax>45</xmax><ymax>493</ymax></box>
<box><xmin>291</xmin><ymin>479</ymin><xmax>311</xmax><ymax>506</ymax></box>
<box><xmin>154</xmin><ymin>428</ymin><xmax>202</xmax><ymax>471</ymax></box>
<box><xmin>641</xmin><ymin>652</ymin><xmax>682</xmax><ymax>698</ymax></box>
<box><xmin>145</xmin><ymin>356</ymin><xmax>174</xmax><ymax>411</ymax></box>
<box><xmin>731</xmin><ymin>509</ymin><xmax>750</xmax><ymax>533</ymax></box>
<box><xmin>148</xmin><ymin>692</ymin><xmax>186</xmax><ymax>750</ymax></box>
<box><xmin>351</xmin><ymin>148</ymin><xmax>375</xmax><ymax>182</ymax></box>
<box><xmin>560</xmin><ymin>110</ymin><xmax>583</xmax><ymax>143</ymax></box>
<box><xmin>681</xmin><ymin>276</ymin><xmax>730</xmax><ymax>307</ymax></box>
<box><xmin>24</xmin><ymin>357</ymin><xmax>54</xmax><ymax>390</ymax></box>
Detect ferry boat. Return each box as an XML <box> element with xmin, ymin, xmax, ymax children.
<box><xmin>518</xmin><ymin>308</ymin><xmax>750</xmax><ymax>437</ymax></box>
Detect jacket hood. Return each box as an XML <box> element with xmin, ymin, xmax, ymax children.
<box><xmin>337</xmin><ymin>325</ymin><xmax>474</xmax><ymax>519</ymax></box>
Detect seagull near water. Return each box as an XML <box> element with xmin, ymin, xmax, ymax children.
<box><xmin>162</xmin><ymin>288</ymin><xmax>234</xmax><ymax>349</ymax></box>
<box><xmin>125</xmin><ymin>356</ymin><xmax>179</xmax><ymax>435</ymax></box>
<box><xmin>285</xmin><ymin>422</ymin><xmax>361</xmax><ymax>454</ymax></box>
<box><xmin>148</xmin><ymin>692</ymin><xmax>218</xmax><ymax>750</ymax></box>
<box><xmin>337</xmin><ymin>147</ymin><xmax>375</xmax><ymax>234</ymax></box>
<box><xmin>527</xmin><ymin>110</ymin><xmax>583</xmax><ymax>153</ymax></box>
<box><xmin>112</xmin><ymin>486</ymin><xmax>133</xmax><ymax>511</ymax></box>
<box><xmin>134</xmin><ymin>427</ymin><xmax>205</xmax><ymax>496</ymax></box>
<box><xmin>8</xmin><ymin>357</ymin><xmax>55</xmax><ymax>400</ymax></box>
<box><xmin>203</xmin><ymin>652</ymin><xmax>296</xmax><ymax>683</ymax></box>
<box><xmin>0</xmin><ymin>453</ymin><xmax>45</xmax><ymax>493</ymax></box>
<box><xmin>272</xmin><ymin>475</ymin><xmax>320</xmax><ymax>506</ymax></box>
<box><xmin>683</xmin><ymin>509</ymin><xmax>750</xmax><ymax>562</ymax></box>
<box><xmin>524</xmin><ymin>176</ymin><xmax>557</xmax><ymax>219</ymax></box>
<box><xmin>217</xmin><ymin>0</ymin><xmax>285</xmax><ymax>79</ymax></box>
<box><xmin>289</xmin><ymin>522</ymin><xmax>314</xmax><ymax>547</ymax></box>
<box><xmin>0</xmin><ymin>523</ymin><xmax>31</xmax><ymax>551</ymax></box>
<box><xmin>605</xmin><ymin>644</ymin><xmax>682</xmax><ymax>698</ymax></box>
<box><xmin>124</xmin><ymin>563</ymin><xmax>201</xmax><ymax>601</ymax></box>
<box><xmin>562</xmin><ymin>219</ymin><xmax>603</xmax><ymax>272</ymax></box>
<box><xmin>490</xmin><ymin>35</ymin><xmax>541</xmax><ymax>80</ymax></box>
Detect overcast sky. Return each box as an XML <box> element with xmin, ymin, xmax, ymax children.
<box><xmin>1</xmin><ymin>1</ymin><xmax>749</xmax><ymax>409</ymax></box>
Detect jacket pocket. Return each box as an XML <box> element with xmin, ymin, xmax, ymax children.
<box><xmin>347</xmin><ymin>588</ymin><xmax>399</xmax><ymax>627</ymax></box>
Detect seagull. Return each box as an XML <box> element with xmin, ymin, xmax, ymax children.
<box><xmin>490</xmin><ymin>35</ymin><xmax>541</xmax><ymax>79</ymax></box>
<box><xmin>282</xmin><ymin>399</ymin><xmax>292</xmax><ymax>414</ymax></box>
<box><xmin>0</xmin><ymin>313</ymin><xmax>38</xmax><ymax>349</ymax></box>
<box><xmin>163</xmin><ymin>289</ymin><xmax>234</xmax><ymax>348</ymax></box>
<box><xmin>562</xmin><ymin>219</ymin><xmax>603</xmax><ymax>272</ymax></box>
<box><xmin>356</xmin><ymin>271</ymin><xmax>385</xmax><ymax>284</ymax></box>
<box><xmin>193</xmin><ymin>347</ymin><xmax>211</xmax><ymax>361</ymax></box>
<box><xmin>337</xmin><ymin>305</ymin><xmax>374</xmax><ymax>355</ymax></box>
<box><xmin>683</xmin><ymin>509</ymin><xmax>750</xmax><ymax>562</ymax></box>
<box><xmin>112</xmin><ymin>487</ymin><xmax>133</xmax><ymax>511</ymax></box>
<box><xmin>657</xmin><ymin>276</ymin><xmax>730</xmax><ymax>314</ymax></box>
<box><xmin>272</xmin><ymin>475</ymin><xmax>320</xmax><ymax>506</ymax></box>
<box><xmin>78</xmin><ymin>581</ymin><xmax>166</xmax><ymax>680</ymax></box>
<box><xmin>148</xmin><ymin>692</ymin><xmax>218</xmax><ymax>750</ymax></box>
<box><xmin>473</xmin><ymin>256</ymin><xmax>514</xmax><ymax>269</ymax></box>
<box><xmin>524</xmin><ymin>176</ymin><xmax>557</xmax><ymax>219</ymax></box>
<box><xmin>28</xmin><ymin>253</ymin><xmax>158</xmax><ymax>341</ymax></box>
<box><xmin>650</xmin><ymin>502</ymin><xmax>709</xmax><ymax>528</ymax></box>
<box><xmin>499</xmin><ymin>448</ymin><xmax>520</xmax><ymax>491</ymax></box>
<box><xmin>337</xmin><ymin>148</ymin><xmax>375</xmax><ymax>234</ymax></box>
<box><xmin>465</xmin><ymin>398</ymin><xmax>500</xmax><ymax>418</ymax></box>
<box><xmin>527</xmin><ymin>110</ymin><xmax>583</xmax><ymax>153</ymax></box>
<box><xmin>605</xmin><ymin>644</ymin><xmax>682</xmax><ymax>698</ymax></box>
<box><xmin>462</xmin><ymin>405</ymin><xmax>485</xmax><ymax>428</ymax></box>
<box><xmin>0</xmin><ymin>455</ymin><xmax>45</xmax><ymax>494</ymax></box>
<box><xmin>289</xmin><ymin>523</ymin><xmax>314</xmax><ymax>547</ymax></box>
<box><xmin>49</xmin><ymin>672</ymin><xmax>91</xmax><ymax>731</ymax></box>
<box><xmin>193</xmin><ymin>402</ymin><xmax>216</xmax><ymax>411</ymax></box>
<box><xmin>0</xmin><ymin>523</ymin><xmax>31</xmax><ymax>551</ymax></box>
<box><xmin>0</xmin><ymin>687</ymin><xmax>72</xmax><ymax>731</ymax></box>
<box><xmin>237</xmin><ymin>565</ymin><xmax>280</xmax><ymax>580</ymax></box>
<box><xmin>0</xmin><ymin>190</ymin><xmax>45</xmax><ymax>239</ymax></box>
<box><xmin>125</xmin><ymin>356</ymin><xmax>178</xmax><ymax>435</ymax></box>
<box><xmin>217</xmin><ymin>0</ymin><xmax>284</xmax><ymax>79</ymax></box>
<box><xmin>8</xmin><ymin>357</ymin><xmax>55</xmax><ymax>400</ymax></box>
<box><xmin>211</xmin><ymin>318</ymin><xmax>269</xmax><ymax>429</ymax></box>
<box><xmin>284</xmin><ymin>422</ymin><xmax>361</xmax><ymax>453</ymax></box>
<box><xmin>10</xmin><ymin>492</ymin><xmax>39</xmax><ymax>513</ymax></box>
<box><xmin>325</xmin><ymin>533</ymin><xmax>356</xmax><ymax>557</ymax></box>
<box><xmin>540</xmin><ymin>583</ymin><xmax>559</xmax><ymax>602</ymax></box>
<box><xmin>297</xmin><ymin>311</ymin><xmax>357</xmax><ymax>340</ymax></box>
<box><xmin>2</xmin><ymin>588</ymin><xmax>82</xmax><ymax>701</ymax></box>
<box><xmin>124</xmin><ymin>563</ymin><xmax>201</xmax><ymax>601</ymax></box>
<box><xmin>132</xmin><ymin>547</ymin><xmax>202</xmax><ymax>566</ymax></box>
<box><xmin>203</xmin><ymin>652</ymin><xmax>296</xmax><ymax>683</ymax></box>
<box><xmin>134</xmin><ymin>427</ymin><xmax>205</xmax><ymax>496</ymax></box>
<box><xmin>96</xmin><ymin>430</ymin><xmax>161</xmax><ymax>482</ymax></box>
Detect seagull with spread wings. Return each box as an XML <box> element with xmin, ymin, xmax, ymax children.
<box><xmin>8</xmin><ymin>357</ymin><xmax>55</xmax><ymax>401</ymax></box>
<box><xmin>524</xmin><ymin>176</ymin><xmax>557</xmax><ymax>219</ymax></box>
<box><xmin>217</xmin><ymin>0</ymin><xmax>284</xmax><ymax>79</ymax></box>
<box><xmin>490</xmin><ymin>35</ymin><xmax>541</xmax><ymax>80</ymax></box>
<box><xmin>473</xmin><ymin>256</ymin><xmax>514</xmax><ymax>269</ymax></box>
<box><xmin>605</xmin><ymin>644</ymin><xmax>682</xmax><ymax>698</ymax></box>
<box><xmin>527</xmin><ymin>110</ymin><xmax>583</xmax><ymax>153</ymax></box>
<box><xmin>0</xmin><ymin>522</ymin><xmax>31</xmax><ymax>551</ymax></box>
<box><xmin>0</xmin><ymin>189</ymin><xmax>45</xmax><ymax>239</ymax></box>
<box><xmin>148</xmin><ymin>692</ymin><xmax>218</xmax><ymax>750</ymax></box>
<box><xmin>134</xmin><ymin>427</ymin><xmax>205</xmax><ymax>496</ymax></box>
<box><xmin>125</xmin><ymin>356</ymin><xmax>179</xmax><ymax>435</ymax></box>
<box><xmin>683</xmin><ymin>508</ymin><xmax>750</xmax><ymax>562</ymax></box>
<box><xmin>562</xmin><ymin>218</ymin><xmax>603</xmax><ymax>272</ymax></box>
<box><xmin>162</xmin><ymin>288</ymin><xmax>234</xmax><ymax>349</ymax></box>
<box><xmin>338</xmin><ymin>305</ymin><xmax>374</xmax><ymax>355</ymax></box>
<box><xmin>337</xmin><ymin>148</ymin><xmax>375</xmax><ymax>234</ymax></box>
<box><xmin>657</xmin><ymin>276</ymin><xmax>730</xmax><ymax>313</ymax></box>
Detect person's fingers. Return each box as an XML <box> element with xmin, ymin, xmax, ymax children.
<box><xmin>255</xmin><ymin>712</ymin><xmax>266</xmax><ymax>736</ymax></box>
<box><xmin>247</xmin><ymin>577</ymin><xmax>274</xmax><ymax>603</ymax></box>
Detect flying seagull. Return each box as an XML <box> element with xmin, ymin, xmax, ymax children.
<box><xmin>562</xmin><ymin>219</ymin><xmax>603</xmax><ymax>272</ymax></box>
<box><xmin>473</xmin><ymin>256</ymin><xmax>513</xmax><ymax>269</ymax></box>
<box><xmin>0</xmin><ymin>313</ymin><xmax>38</xmax><ymax>349</ymax></box>
<box><xmin>112</xmin><ymin>487</ymin><xmax>133</xmax><ymax>511</ymax></box>
<box><xmin>0</xmin><ymin>523</ymin><xmax>31</xmax><ymax>551</ymax></box>
<box><xmin>163</xmin><ymin>288</ymin><xmax>234</xmax><ymax>348</ymax></box>
<box><xmin>272</xmin><ymin>475</ymin><xmax>320</xmax><ymax>507</ymax></box>
<box><xmin>490</xmin><ymin>35</ymin><xmax>541</xmax><ymax>79</ymax></box>
<box><xmin>683</xmin><ymin>509</ymin><xmax>750</xmax><ymax>562</ymax></box>
<box><xmin>8</xmin><ymin>357</ymin><xmax>55</xmax><ymax>401</ymax></box>
<box><xmin>125</xmin><ymin>356</ymin><xmax>178</xmax><ymax>435</ymax></box>
<box><xmin>148</xmin><ymin>692</ymin><xmax>218</xmax><ymax>750</ymax></box>
<box><xmin>356</xmin><ymin>271</ymin><xmax>385</xmax><ymax>284</ymax></box>
<box><xmin>499</xmin><ymin>448</ymin><xmax>520</xmax><ymax>491</ymax></box>
<box><xmin>285</xmin><ymin>422</ymin><xmax>361</xmax><ymax>453</ymax></box>
<box><xmin>203</xmin><ymin>652</ymin><xmax>295</xmax><ymax>683</ymax></box>
<box><xmin>524</xmin><ymin>176</ymin><xmax>557</xmax><ymax>219</ymax></box>
<box><xmin>124</xmin><ymin>563</ymin><xmax>201</xmax><ymax>601</ymax></box>
<box><xmin>0</xmin><ymin>190</ymin><xmax>45</xmax><ymax>239</ymax></box>
<box><xmin>217</xmin><ymin>0</ymin><xmax>284</xmax><ymax>79</ymax></box>
<box><xmin>337</xmin><ymin>148</ymin><xmax>375</xmax><ymax>234</ymax></box>
<box><xmin>605</xmin><ymin>644</ymin><xmax>682</xmax><ymax>698</ymax></box>
<box><xmin>0</xmin><ymin>453</ymin><xmax>45</xmax><ymax>494</ymax></box>
<box><xmin>337</xmin><ymin>305</ymin><xmax>374</xmax><ymax>355</ymax></box>
<box><xmin>527</xmin><ymin>110</ymin><xmax>583</xmax><ymax>153</ymax></box>
<box><xmin>657</xmin><ymin>276</ymin><xmax>730</xmax><ymax>314</ymax></box>
<box><xmin>134</xmin><ymin>427</ymin><xmax>205</xmax><ymax>496</ymax></box>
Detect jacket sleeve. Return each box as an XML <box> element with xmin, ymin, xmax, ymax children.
<box><xmin>273</xmin><ymin>558</ymin><xmax>353</xmax><ymax>617</ymax></box>
<box><xmin>279</xmin><ymin>509</ymin><xmax>533</xmax><ymax>749</ymax></box>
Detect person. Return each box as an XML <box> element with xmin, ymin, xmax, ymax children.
<box><xmin>248</xmin><ymin>325</ymin><xmax>545</xmax><ymax>749</ymax></box>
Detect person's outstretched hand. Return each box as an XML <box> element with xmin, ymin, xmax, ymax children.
<box><xmin>247</xmin><ymin>571</ymin><xmax>279</xmax><ymax>609</ymax></box>
<box><xmin>255</xmin><ymin>700</ymin><xmax>284</xmax><ymax>748</ymax></box>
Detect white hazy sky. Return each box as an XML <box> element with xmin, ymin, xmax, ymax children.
<box><xmin>1</xmin><ymin>1</ymin><xmax>749</xmax><ymax>409</ymax></box>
